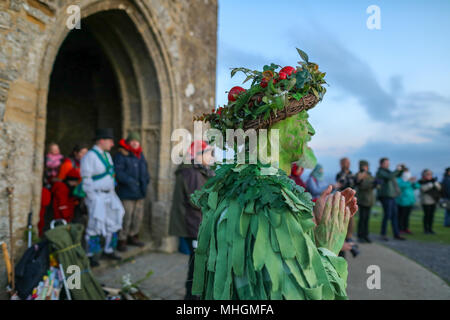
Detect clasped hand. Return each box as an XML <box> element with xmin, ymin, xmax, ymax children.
<box><xmin>313</xmin><ymin>186</ymin><xmax>358</xmax><ymax>255</ymax></box>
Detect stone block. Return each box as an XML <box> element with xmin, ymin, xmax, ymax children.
<box><xmin>156</xmin><ymin>236</ymin><xmax>178</xmax><ymax>254</ymax></box>
<box><xmin>34</xmin><ymin>0</ymin><xmax>58</xmax><ymax>12</ymax></box>
<box><xmin>0</xmin><ymin>12</ymin><xmax>11</xmax><ymax>30</ymax></box>
<box><xmin>0</xmin><ymin>102</ymin><xmax>5</xmax><ymax>120</ymax></box>
<box><xmin>0</xmin><ymin>86</ymin><xmax>8</xmax><ymax>102</ymax></box>
<box><xmin>3</xmin><ymin>78</ymin><xmax>38</xmax><ymax>127</ymax></box>
<box><xmin>10</xmin><ymin>0</ymin><xmax>23</xmax><ymax>12</ymax></box>
<box><xmin>23</xmin><ymin>2</ymin><xmax>54</xmax><ymax>25</ymax></box>
<box><xmin>150</xmin><ymin>200</ymin><xmax>170</xmax><ymax>241</ymax></box>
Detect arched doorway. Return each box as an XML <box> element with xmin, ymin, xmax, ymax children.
<box><xmin>40</xmin><ymin>7</ymin><xmax>175</xmax><ymax>244</ymax></box>
<box><xmin>45</xmin><ymin>23</ymin><xmax>122</xmax><ymax>155</ymax></box>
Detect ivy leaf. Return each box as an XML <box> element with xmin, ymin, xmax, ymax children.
<box><xmin>296</xmin><ymin>48</ymin><xmax>309</xmax><ymax>63</ymax></box>
<box><xmin>274</xmin><ymin>96</ymin><xmax>284</xmax><ymax>110</ymax></box>
<box><xmin>295</xmin><ymin>69</ymin><xmax>309</xmax><ymax>89</ymax></box>
<box><xmin>255</xmin><ymin>104</ymin><xmax>270</xmax><ymax>115</ymax></box>
<box><xmin>243</xmin><ymin>75</ymin><xmax>254</xmax><ymax>83</ymax></box>
<box><xmin>269</xmin><ymin>63</ymin><xmax>282</xmax><ymax>70</ymax></box>
<box><xmin>292</xmin><ymin>92</ymin><xmax>304</xmax><ymax>101</ymax></box>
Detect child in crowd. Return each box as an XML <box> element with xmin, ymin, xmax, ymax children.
<box><xmin>45</xmin><ymin>143</ymin><xmax>64</xmax><ymax>183</ymax></box>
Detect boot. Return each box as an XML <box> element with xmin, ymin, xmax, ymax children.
<box><xmin>101</xmin><ymin>251</ymin><xmax>122</xmax><ymax>261</ymax></box>
<box><xmin>128</xmin><ymin>235</ymin><xmax>145</xmax><ymax>247</ymax></box>
<box><xmin>117</xmin><ymin>240</ymin><xmax>128</xmax><ymax>252</ymax></box>
<box><xmin>89</xmin><ymin>256</ymin><xmax>100</xmax><ymax>268</ymax></box>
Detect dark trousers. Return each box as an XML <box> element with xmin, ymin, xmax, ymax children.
<box><xmin>379</xmin><ymin>197</ymin><xmax>399</xmax><ymax>237</ymax></box>
<box><xmin>184</xmin><ymin>237</ymin><xmax>199</xmax><ymax>300</ymax></box>
<box><xmin>422</xmin><ymin>204</ymin><xmax>436</xmax><ymax>232</ymax></box>
<box><xmin>357</xmin><ymin>205</ymin><xmax>371</xmax><ymax>239</ymax></box>
<box><xmin>397</xmin><ymin>205</ymin><xmax>413</xmax><ymax>231</ymax></box>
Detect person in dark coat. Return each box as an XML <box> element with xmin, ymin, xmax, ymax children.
<box><xmin>355</xmin><ymin>160</ymin><xmax>377</xmax><ymax>243</ymax></box>
<box><xmin>168</xmin><ymin>140</ymin><xmax>215</xmax><ymax>300</ymax></box>
<box><xmin>442</xmin><ymin>168</ymin><xmax>450</xmax><ymax>227</ymax></box>
<box><xmin>376</xmin><ymin>158</ymin><xmax>405</xmax><ymax>241</ymax></box>
<box><xmin>335</xmin><ymin>157</ymin><xmax>357</xmax><ymax>242</ymax></box>
<box><xmin>114</xmin><ymin>132</ymin><xmax>151</xmax><ymax>252</ymax></box>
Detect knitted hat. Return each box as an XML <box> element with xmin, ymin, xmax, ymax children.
<box><xmin>66</xmin><ymin>168</ymin><xmax>81</xmax><ymax>181</ymax></box>
<box><xmin>189</xmin><ymin>140</ymin><xmax>212</xmax><ymax>159</ymax></box>
<box><xmin>126</xmin><ymin>131</ymin><xmax>141</xmax><ymax>142</ymax></box>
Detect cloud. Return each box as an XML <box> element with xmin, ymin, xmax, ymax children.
<box><xmin>288</xmin><ymin>27</ymin><xmax>398</xmax><ymax>121</ymax></box>
<box><xmin>436</xmin><ymin>123</ymin><xmax>450</xmax><ymax>137</ymax></box>
<box><xmin>389</xmin><ymin>75</ymin><xmax>404</xmax><ymax>95</ymax></box>
<box><xmin>351</xmin><ymin>139</ymin><xmax>449</xmax><ymax>176</ymax></box>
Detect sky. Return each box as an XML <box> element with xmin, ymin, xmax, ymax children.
<box><xmin>215</xmin><ymin>0</ymin><xmax>450</xmax><ymax>182</ymax></box>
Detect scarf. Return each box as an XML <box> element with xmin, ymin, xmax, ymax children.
<box><xmin>119</xmin><ymin>139</ymin><xmax>142</xmax><ymax>159</ymax></box>
<box><xmin>290</xmin><ymin>163</ymin><xmax>306</xmax><ymax>188</ymax></box>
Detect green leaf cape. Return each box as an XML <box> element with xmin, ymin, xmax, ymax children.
<box><xmin>191</xmin><ymin>162</ymin><xmax>348</xmax><ymax>300</ymax></box>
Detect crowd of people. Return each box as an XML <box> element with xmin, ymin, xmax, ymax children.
<box><xmin>38</xmin><ymin>131</ymin><xmax>449</xmax><ymax>299</ymax></box>
<box><xmin>39</xmin><ymin>128</ymin><xmax>150</xmax><ymax>267</ymax></box>
<box><xmin>290</xmin><ymin>157</ymin><xmax>450</xmax><ymax>248</ymax></box>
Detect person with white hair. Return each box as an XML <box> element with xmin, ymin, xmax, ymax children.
<box><xmin>419</xmin><ymin>169</ymin><xmax>442</xmax><ymax>234</ymax></box>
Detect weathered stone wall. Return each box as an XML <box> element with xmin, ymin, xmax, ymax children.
<box><xmin>0</xmin><ymin>0</ymin><xmax>217</xmax><ymax>297</ymax></box>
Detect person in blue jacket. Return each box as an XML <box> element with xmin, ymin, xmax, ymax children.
<box><xmin>114</xmin><ymin>132</ymin><xmax>150</xmax><ymax>252</ymax></box>
<box><xmin>396</xmin><ymin>165</ymin><xmax>420</xmax><ymax>234</ymax></box>
<box><xmin>306</xmin><ymin>164</ymin><xmax>329</xmax><ymax>200</ymax></box>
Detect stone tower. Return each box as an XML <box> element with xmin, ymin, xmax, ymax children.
<box><xmin>0</xmin><ymin>0</ymin><xmax>217</xmax><ymax>293</ymax></box>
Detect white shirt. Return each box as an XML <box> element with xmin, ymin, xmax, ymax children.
<box><xmin>81</xmin><ymin>145</ymin><xmax>125</xmax><ymax>236</ymax></box>
<box><xmin>80</xmin><ymin>145</ymin><xmax>115</xmax><ymax>198</ymax></box>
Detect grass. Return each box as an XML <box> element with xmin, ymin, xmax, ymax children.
<box><xmin>365</xmin><ymin>205</ymin><xmax>450</xmax><ymax>245</ymax></box>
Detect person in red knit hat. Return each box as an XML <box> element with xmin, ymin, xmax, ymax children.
<box><xmin>51</xmin><ymin>168</ymin><xmax>82</xmax><ymax>223</ymax></box>
<box><xmin>289</xmin><ymin>162</ymin><xmax>307</xmax><ymax>189</ymax></box>
<box><xmin>114</xmin><ymin>131</ymin><xmax>151</xmax><ymax>252</ymax></box>
<box><xmin>169</xmin><ymin>140</ymin><xmax>216</xmax><ymax>299</ymax></box>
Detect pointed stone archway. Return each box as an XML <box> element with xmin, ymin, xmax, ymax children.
<box><xmin>35</xmin><ymin>1</ymin><xmax>180</xmax><ymax>247</ymax></box>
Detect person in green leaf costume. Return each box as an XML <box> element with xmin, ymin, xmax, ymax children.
<box><xmin>191</xmin><ymin>49</ymin><xmax>358</xmax><ymax>300</ymax></box>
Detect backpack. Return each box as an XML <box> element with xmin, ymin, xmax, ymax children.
<box><xmin>15</xmin><ymin>241</ymin><xmax>50</xmax><ymax>300</ymax></box>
